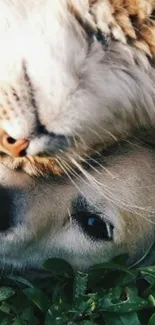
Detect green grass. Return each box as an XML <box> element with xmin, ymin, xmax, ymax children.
<box><xmin>1</xmin><ymin>255</ymin><xmax>155</xmax><ymax>325</ymax></box>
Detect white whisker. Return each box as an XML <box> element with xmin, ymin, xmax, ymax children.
<box><xmin>90</xmin><ymin>123</ymin><xmax>118</xmax><ymax>142</ymax></box>
<box><xmin>83</xmin><ymin>153</ymin><xmax>117</xmax><ymax>178</ymax></box>
<box><xmin>67</xmin><ymin>154</ymin><xmax>155</xmax><ymax>217</ymax></box>
<box><xmin>56</xmin><ymin>157</ymin><xmax>85</xmax><ymax>197</ymax></box>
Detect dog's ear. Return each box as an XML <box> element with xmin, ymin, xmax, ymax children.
<box><xmin>127</xmin><ymin>233</ymin><xmax>155</xmax><ymax>268</ymax></box>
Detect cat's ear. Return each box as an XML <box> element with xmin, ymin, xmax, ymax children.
<box><xmin>89</xmin><ymin>0</ymin><xmax>126</xmax><ymax>43</ymax></box>
<box><xmin>67</xmin><ymin>0</ymin><xmax>97</xmax><ymax>34</ymax></box>
<box><xmin>67</xmin><ymin>0</ymin><xmax>126</xmax><ymax>43</ymax></box>
<box><xmin>90</xmin><ymin>0</ymin><xmax>155</xmax><ymax>56</ymax></box>
<box><xmin>67</xmin><ymin>0</ymin><xmax>155</xmax><ymax>56</ymax></box>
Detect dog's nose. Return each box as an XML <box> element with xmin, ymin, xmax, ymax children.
<box><xmin>1</xmin><ymin>132</ymin><xmax>29</xmax><ymax>157</ymax></box>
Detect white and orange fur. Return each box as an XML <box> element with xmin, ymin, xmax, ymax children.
<box><xmin>0</xmin><ymin>0</ymin><xmax>153</xmax><ymax>175</ymax></box>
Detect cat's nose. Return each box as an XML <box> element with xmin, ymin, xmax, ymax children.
<box><xmin>1</xmin><ymin>132</ymin><xmax>29</xmax><ymax>157</ymax></box>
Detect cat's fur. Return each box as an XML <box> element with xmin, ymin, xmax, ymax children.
<box><xmin>0</xmin><ymin>0</ymin><xmax>154</xmax><ymax>176</ymax></box>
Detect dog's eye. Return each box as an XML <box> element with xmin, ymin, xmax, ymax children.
<box><xmin>72</xmin><ymin>211</ymin><xmax>114</xmax><ymax>241</ymax></box>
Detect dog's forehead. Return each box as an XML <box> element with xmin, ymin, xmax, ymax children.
<box><xmin>0</xmin><ymin>141</ymin><xmax>154</xmax><ymax>206</ymax></box>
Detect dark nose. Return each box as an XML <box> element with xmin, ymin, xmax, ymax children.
<box><xmin>0</xmin><ymin>188</ymin><xmax>13</xmax><ymax>231</ymax></box>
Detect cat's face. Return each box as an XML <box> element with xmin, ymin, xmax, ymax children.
<box><xmin>0</xmin><ymin>0</ymin><xmax>154</xmax><ymax>175</ymax></box>
<box><xmin>0</xmin><ymin>0</ymin><xmax>107</xmax><ymax>158</ymax></box>
<box><xmin>0</xmin><ymin>140</ymin><xmax>154</xmax><ymax>276</ymax></box>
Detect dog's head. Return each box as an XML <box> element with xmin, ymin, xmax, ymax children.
<box><xmin>0</xmin><ymin>139</ymin><xmax>154</xmax><ymax>276</ymax></box>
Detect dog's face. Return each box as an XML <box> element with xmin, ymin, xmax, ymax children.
<box><xmin>0</xmin><ymin>140</ymin><xmax>154</xmax><ymax>276</ymax></box>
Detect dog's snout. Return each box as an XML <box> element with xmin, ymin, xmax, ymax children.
<box><xmin>0</xmin><ymin>188</ymin><xmax>13</xmax><ymax>231</ymax></box>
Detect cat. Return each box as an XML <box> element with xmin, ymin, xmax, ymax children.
<box><xmin>0</xmin><ymin>0</ymin><xmax>154</xmax><ymax>178</ymax></box>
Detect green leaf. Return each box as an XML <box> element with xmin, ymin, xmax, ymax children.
<box><xmin>90</xmin><ymin>262</ymin><xmax>135</xmax><ymax>277</ymax></box>
<box><xmin>139</xmin><ymin>266</ymin><xmax>155</xmax><ymax>273</ymax></box>
<box><xmin>8</xmin><ymin>293</ymin><xmax>30</xmax><ymax>315</ymax></box>
<box><xmin>21</xmin><ymin>307</ymin><xmax>33</xmax><ymax>320</ymax></box>
<box><xmin>78</xmin><ymin>320</ymin><xmax>96</xmax><ymax>325</ymax></box>
<box><xmin>77</xmin><ymin>299</ymin><xmax>95</xmax><ymax>315</ymax></box>
<box><xmin>45</xmin><ymin>304</ymin><xmax>70</xmax><ymax>325</ymax></box>
<box><xmin>99</xmin><ymin>286</ymin><xmax>150</xmax><ymax>313</ymax></box>
<box><xmin>0</xmin><ymin>287</ymin><xmax>15</xmax><ymax>302</ymax></box>
<box><xmin>45</xmin><ymin>314</ymin><xmax>67</xmax><ymax>325</ymax></box>
<box><xmin>103</xmin><ymin>313</ymin><xmax>140</xmax><ymax>325</ymax></box>
<box><xmin>112</xmin><ymin>254</ymin><xmax>129</xmax><ymax>266</ymax></box>
<box><xmin>115</xmin><ymin>273</ymin><xmax>137</xmax><ymax>288</ymax></box>
<box><xmin>9</xmin><ymin>276</ymin><xmax>34</xmax><ymax>289</ymax></box>
<box><xmin>0</xmin><ymin>319</ymin><xmax>12</xmax><ymax>325</ymax></box>
<box><xmin>12</xmin><ymin>319</ymin><xmax>25</xmax><ymax>325</ymax></box>
<box><xmin>148</xmin><ymin>313</ymin><xmax>155</xmax><ymax>325</ymax></box>
<box><xmin>0</xmin><ymin>311</ymin><xmax>13</xmax><ymax>323</ymax></box>
<box><xmin>120</xmin><ymin>312</ymin><xmax>141</xmax><ymax>325</ymax></box>
<box><xmin>0</xmin><ymin>302</ymin><xmax>12</xmax><ymax>315</ymax></box>
<box><xmin>148</xmin><ymin>294</ymin><xmax>155</xmax><ymax>306</ymax></box>
<box><xmin>20</xmin><ymin>307</ymin><xmax>38</xmax><ymax>325</ymax></box>
<box><xmin>73</xmin><ymin>273</ymin><xmax>88</xmax><ymax>299</ymax></box>
<box><xmin>52</xmin><ymin>285</ymin><xmax>62</xmax><ymax>304</ymax></box>
<box><xmin>103</xmin><ymin>314</ymin><xmax>124</xmax><ymax>325</ymax></box>
<box><xmin>23</xmin><ymin>287</ymin><xmax>49</xmax><ymax>313</ymax></box>
<box><xmin>106</xmin><ymin>287</ymin><xmax>122</xmax><ymax>303</ymax></box>
<box><xmin>20</xmin><ymin>306</ymin><xmax>38</xmax><ymax>325</ymax></box>
<box><xmin>43</xmin><ymin>259</ymin><xmax>74</xmax><ymax>277</ymax></box>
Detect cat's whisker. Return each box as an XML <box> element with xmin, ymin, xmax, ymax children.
<box><xmin>57</xmin><ymin>156</ymin><xmax>120</xmax><ymax>206</ymax></box>
<box><xmin>68</xmin><ymin>154</ymin><xmax>155</xmax><ymax>216</ymax></box>
<box><xmin>87</xmin><ymin>126</ymin><xmax>104</xmax><ymax>141</ymax></box>
<box><xmin>74</xmin><ymin>132</ymin><xmax>88</xmax><ymax>151</ymax></box>
<box><xmin>57</xmin><ymin>156</ymin><xmax>85</xmax><ymax>183</ymax></box>
<box><xmin>67</xmin><ymin>154</ymin><xmax>128</xmax><ymax>206</ymax></box>
<box><xmin>68</xmin><ymin>153</ymin><xmax>119</xmax><ymax>193</ymax></box>
<box><xmin>57</xmin><ymin>160</ymin><xmax>155</xmax><ymax>228</ymax></box>
<box><xmin>91</xmin><ymin>123</ymin><xmax>119</xmax><ymax>142</ymax></box>
<box><xmin>56</xmin><ymin>157</ymin><xmax>86</xmax><ymax>197</ymax></box>
<box><xmin>73</xmin><ymin>136</ymin><xmax>79</xmax><ymax>150</ymax></box>
<box><xmin>75</xmin><ymin>153</ymin><xmax>102</xmax><ymax>175</ymax></box>
<box><xmin>83</xmin><ymin>153</ymin><xmax>117</xmax><ymax>178</ymax></box>
<box><xmin>58</xmin><ymin>156</ymin><xmax>88</xmax><ymax>183</ymax></box>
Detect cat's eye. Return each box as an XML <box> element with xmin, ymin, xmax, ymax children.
<box><xmin>72</xmin><ymin>211</ymin><xmax>114</xmax><ymax>241</ymax></box>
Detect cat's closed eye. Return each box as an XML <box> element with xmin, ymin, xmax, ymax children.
<box><xmin>0</xmin><ymin>0</ymin><xmax>154</xmax><ymax>178</ymax></box>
